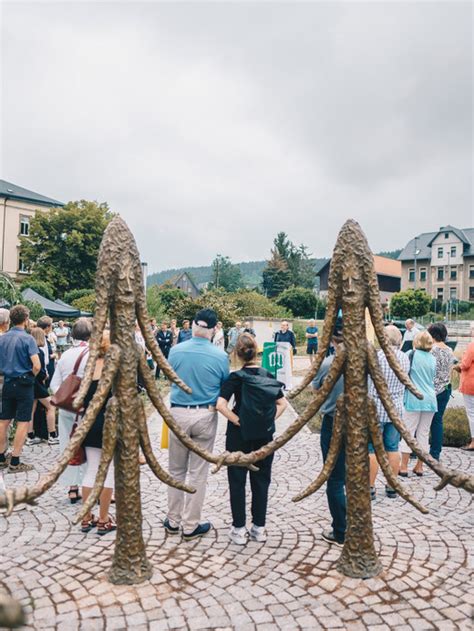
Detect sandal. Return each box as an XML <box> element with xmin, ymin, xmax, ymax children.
<box><xmin>97</xmin><ymin>515</ymin><xmax>117</xmax><ymax>536</ymax></box>
<box><xmin>81</xmin><ymin>515</ymin><xmax>98</xmax><ymax>533</ymax></box>
<box><xmin>68</xmin><ymin>488</ymin><xmax>81</xmax><ymax>504</ymax></box>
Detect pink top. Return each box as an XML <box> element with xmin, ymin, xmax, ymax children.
<box><xmin>459</xmin><ymin>341</ymin><xmax>474</xmax><ymax>396</ymax></box>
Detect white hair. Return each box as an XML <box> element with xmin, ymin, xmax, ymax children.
<box><xmin>0</xmin><ymin>308</ymin><xmax>10</xmax><ymax>327</ymax></box>
<box><xmin>192</xmin><ymin>322</ymin><xmax>214</xmax><ymax>340</ymax></box>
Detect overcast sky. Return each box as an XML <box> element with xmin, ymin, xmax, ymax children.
<box><xmin>1</xmin><ymin>2</ymin><xmax>472</xmax><ymax>274</ymax></box>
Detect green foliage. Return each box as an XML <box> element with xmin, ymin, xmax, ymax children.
<box><xmin>376</xmin><ymin>249</ymin><xmax>402</xmax><ymax>260</ymax></box>
<box><xmin>276</xmin><ymin>287</ymin><xmax>318</xmax><ymax>318</ymax></box>
<box><xmin>441</xmin><ymin>407</ymin><xmax>470</xmax><ymax>447</ymax></box>
<box><xmin>63</xmin><ymin>288</ymin><xmax>95</xmax><ymax>304</ymax></box>
<box><xmin>146</xmin><ymin>286</ymin><xmax>167</xmax><ymax>321</ymax></box>
<box><xmin>209</xmin><ymin>255</ymin><xmax>242</xmax><ymax>292</ymax></box>
<box><xmin>20</xmin><ymin>200</ymin><xmax>113</xmax><ymax>295</ymax></box>
<box><xmin>390</xmin><ymin>289</ymin><xmax>432</xmax><ymax>319</ymax></box>
<box><xmin>292</xmin><ymin>323</ymin><xmax>307</xmax><ymax>345</ymax></box>
<box><xmin>262</xmin><ymin>232</ymin><xmax>315</xmax><ymax>297</ymax></box>
<box><xmin>0</xmin><ymin>273</ymin><xmax>20</xmax><ymax>305</ymax></box>
<box><xmin>232</xmin><ymin>290</ymin><xmax>290</xmax><ymax>319</ymax></box>
<box><xmin>71</xmin><ymin>293</ymin><xmax>96</xmax><ymax>313</ymax></box>
<box><xmin>23</xmin><ymin>299</ymin><xmax>45</xmax><ymax>321</ymax></box>
<box><xmin>20</xmin><ymin>280</ymin><xmax>56</xmax><ymax>301</ymax></box>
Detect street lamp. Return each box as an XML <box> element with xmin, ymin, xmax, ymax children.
<box><xmin>141</xmin><ymin>261</ymin><xmax>148</xmax><ymax>292</ymax></box>
<box><xmin>413</xmin><ymin>236</ymin><xmax>421</xmax><ymax>290</ymax></box>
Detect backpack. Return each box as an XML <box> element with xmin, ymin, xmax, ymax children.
<box><xmin>234</xmin><ymin>368</ymin><xmax>285</xmax><ymax>441</ymax></box>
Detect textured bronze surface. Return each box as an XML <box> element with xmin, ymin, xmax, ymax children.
<box><xmin>215</xmin><ymin>219</ymin><xmax>474</xmax><ymax>578</ymax></box>
<box><xmin>0</xmin><ymin>216</ymin><xmax>199</xmax><ymax>585</ymax></box>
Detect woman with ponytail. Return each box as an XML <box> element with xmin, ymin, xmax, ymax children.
<box><xmin>217</xmin><ymin>333</ymin><xmax>287</xmax><ymax>545</ymax></box>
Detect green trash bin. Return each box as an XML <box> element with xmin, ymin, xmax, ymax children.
<box><xmin>261</xmin><ymin>342</ymin><xmax>283</xmax><ymax>378</ymax></box>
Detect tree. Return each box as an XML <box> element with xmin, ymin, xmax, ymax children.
<box><xmin>390</xmin><ymin>289</ymin><xmax>432</xmax><ymax>319</ymax></box>
<box><xmin>71</xmin><ymin>293</ymin><xmax>96</xmax><ymax>313</ymax></box>
<box><xmin>63</xmin><ymin>288</ymin><xmax>95</xmax><ymax>305</ymax></box>
<box><xmin>20</xmin><ymin>200</ymin><xmax>113</xmax><ymax>296</ymax></box>
<box><xmin>232</xmin><ymin>290</ymin><xmax>291</xmax><ymax>319</ymax></box>
<box><xmin>262</xmin><ymin>232</ymin><xmax>315</xmax><ymax>297</ymax></box>
<box><xmin>209</xmin><ymin>255</ymin><xmax>242</xmax><ymax>292</ymax></box>
<box><xmin>276</xmin><ymin>287</ymin><xmax>318</xmax><ymax>318</ymax></box>
<box><xmin>23</xmin><ymin>300</ymin><xmax>45</xmax><ymax>321</ymax></box>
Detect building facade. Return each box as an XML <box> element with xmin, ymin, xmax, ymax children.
<box><xmin>398</xmin><ymin>226</ymin><xmax>474</xmax><ymax>303</ymax></box>
<box><xmin>0</xmin><ymin>179</ymin><xmax>64</xmax><ymax>281</ymax></box>
<box><xmin>167</xmin><ymin>271</ymin><xmax>200</xmax><ymax>299</ymax></box>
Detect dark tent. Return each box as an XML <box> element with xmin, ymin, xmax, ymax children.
<box><xmin>21</xmin><ymin>288</ymin><xmax>91</xmax><ymax>319</ymax></box>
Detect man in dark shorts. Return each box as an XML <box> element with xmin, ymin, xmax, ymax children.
<box><xmin>306</xmin><ymin>319</ymin><xmax>319</xmax><ymax>364</ymax></box>
<box><xmin>0</xmin><ymin>304</ymin><xmax>41</xmax><ymax>473</ymax></box>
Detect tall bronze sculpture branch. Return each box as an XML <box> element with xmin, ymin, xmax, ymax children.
<box><xmin>212</xmin><ymin>219</ymin><xmax>474</xmax><ymax>578</ymax></box>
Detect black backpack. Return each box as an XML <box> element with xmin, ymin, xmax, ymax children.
<box><xmin>234</xmin><ymin>369</ymin><xmax>285</xmax><ymax>441</ymax></box>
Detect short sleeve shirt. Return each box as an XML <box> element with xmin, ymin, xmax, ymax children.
<box><xmin>306</xmin><ymin>326</ymin><xmax>318</xmax><ymax>346</ymax></box>
<box><xmin>0</xmin><ymin>327</ymin><xmax>39</xmax><ymax>381</ymax></box>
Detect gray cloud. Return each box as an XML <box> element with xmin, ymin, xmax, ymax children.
<box><xmin>1</xmin><ymin>1</ymin><xmax>472</xmax><ymax>274</ymax></box>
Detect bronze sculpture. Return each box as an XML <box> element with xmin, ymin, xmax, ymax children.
<box><xmin>0</xmin><ymin>217</ymin><xmax>472</xmax><ymax>584</ymax></box>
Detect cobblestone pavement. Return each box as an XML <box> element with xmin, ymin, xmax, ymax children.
<box><xmin>0</xmin><ymin>401</ymin><xmax>473</xmax><ymax>630</ymax></box>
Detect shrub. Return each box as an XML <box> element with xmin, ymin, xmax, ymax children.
<box><xmin>233</xmin><ymin>290</ymin><xmax>290</xmax><ymax>319</ymax></box>
<box><xmin>442</xmin><ymin>407</ymin><xmax>470</xmax><ymax>447</ymax></box>
<box><xmin>71</xmin><ymin>293</ymin><xmax>96</xmax><ymax>313</ymax></box>
<box><xmin>390</xmin><ymin>289</ymin><xmax>431</xmax><ymax>319</ymax></box>
<box><xmin>23</xmin><ymin>299</ymin><xmax>45</xmax><ymax>321</ymax></box>
<box><xmin>63</xmin><ymin>288</ymin><xmax>95</xmax><ymax>305</ymax></box>
<box><xmin>276</xmin><ymin>287</ymin><xmax>318</xmax><ymax>318</ymax></box>
<box><xmin>20</xmin><ymin>280</ymin><xmax>55</xmax><ymax>301</ymax></box>
<box><xmin>292</xmin><ymin>323</ymin><xmax>307</xmax><ymax>346</ymax></box>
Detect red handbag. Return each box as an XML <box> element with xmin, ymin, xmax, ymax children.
<box><xmin>51</xmin><ymin>348</ymin><xmax>89</xmax><ymax>411</ymax></box>
<box><xmin>68</xmin><ymin>415</ymin><xmax>86</xmax><ymax>466</ymax></box>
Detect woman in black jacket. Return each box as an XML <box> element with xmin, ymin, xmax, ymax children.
<box><xmin>216</xmin><ymin>334</ymin><xmax>287</xmax><ymax>546</ymax></box>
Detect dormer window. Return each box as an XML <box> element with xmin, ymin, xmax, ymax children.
<box><xmin>444</xmin><ymin>232</ymin><xmax>449</xmax><ymax>239</ymax></box>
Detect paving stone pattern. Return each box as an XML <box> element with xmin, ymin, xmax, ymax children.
<box><xmin>0</xmin><ymin>403</ymin><xmax>472</xmax><ymax>630</ymax></box>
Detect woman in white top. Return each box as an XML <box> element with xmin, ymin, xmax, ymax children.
<box><xmin>50</xmin><ymin>317</ymin><xmax>92</xmax><ymax>503</ymax></box>
<box><xmin>213</xmin><ymin>321</ymin><xmax>225</xmax><ymax>350</ymax></box>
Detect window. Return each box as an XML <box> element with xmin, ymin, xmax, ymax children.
<box><xmin>437</xmin><ymin>267</ymin><xmax>444</xmax><ymax>281</ymax></box>
<box><xmin>408</xmin><ymin>268</ymin><xmax>415</xmax><ymax>282</ymax></box>
<box><xmin>419</xmin><ymin>268</ymin><xmax>427</xmax><ymax>282</ymax></box>
<box><xmin>450</xmin><ymin>287</ymin><xmax>457</xmax><ymax>300</ymax></box>
<box><xmin>19</xmin><ymin>216</ymin><xmax>30</xmax><ymax>236</ymax></box>
<box><xmin>437</xmin><ymin>288</ymin><xmax>444</xmax><ymax>301</ymax></box>
<box><xmin>437</xmin><ymin>247</ymin><xmax>443</xmax><ymax>258</ymax></box>
<box><xmin>450</xmin><ymin>246</ymin><xmax>456</xmax><ymax>257</ymax></box>
<box><xmin>470</xmin><ymin>265</ymin><xmax>474</xmax><ymax>279</ymax></box>
<box><xmin>450</xmin><ymin>268</ymin><xmax>457</xmax><ymax>280</ymax></box>
<box><xmin>470</xmin><ymin>287</ymin><xmax>474</xmax><ymax>301</ymax></box>
<box><xmin>444</xmin><ymin>232</ymin><xmax>449</xmax><ymax>239</ymax></box>
<box><xmin>18</xmin><ymin>254</ymin><xmax>29</xmax><ymax>274</ymax></box>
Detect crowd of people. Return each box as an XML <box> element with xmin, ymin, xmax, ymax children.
<box><xmin>0</xmin><ymin>304</ymin><xmax>473</xmax><ymax>548</ymax></box>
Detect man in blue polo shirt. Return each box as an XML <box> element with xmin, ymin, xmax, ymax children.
<box><xmin>164</xmin><ymin>308</ymin><xmax>229</xmax><ymax>541</ymax></box>
<box><xmin>0</xmin><ymin>304</ymin><xmax>41</xmax><ymax>473</ymax></box>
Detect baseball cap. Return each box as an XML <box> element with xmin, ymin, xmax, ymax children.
<box><xmin>193</xmin><ymin>308</ymin><xmax>218</xmax><ymax>330</ymax></box>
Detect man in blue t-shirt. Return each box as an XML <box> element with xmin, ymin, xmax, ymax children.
<box><xmin>164</xmin><ymin>308</ymin><xmax>229</xmax><ymax>541</ymax></box>
<box><xmin>306</xmin><ymin>319</ymin><xmax>319</xmax><ymax>364</ymax></box>
<box><xmin>0</xmin><ymin>305</ymin><xmax>41</xmax><ymax>473</ymax></box>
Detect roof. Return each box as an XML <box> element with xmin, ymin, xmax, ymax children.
<box><xmin>317</xmin><ymin>255</ymin><xmax>401</xmax><ymax>278</ymax></box>
<box><xmin>21</xmin><ymin>288</ymin><xmax>86</xmax><ymax>318</ymax></box>
<box><xmin>398</xmin><ymin>226</ymin><xmax>474</xmax><ymax>261</ymax></box>
<box><xmin>168</xmin><ymin>271</ymin><xmax>199</xmax><ymax>292</ymax></box>
<box><xmin>0</xmin><ymin>179</ymin><xmax>64</xmax><ymax>207</ymax></box>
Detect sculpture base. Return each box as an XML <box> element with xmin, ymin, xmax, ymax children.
<box><xmin>336</xmin><ymin>553</ymin><xmax>382</xmax><ymax>579</ymax></box>
<box><xmin>108</xmin><ymin>558</ymin><xmax>153</xmax><ymax>585</ymax></box>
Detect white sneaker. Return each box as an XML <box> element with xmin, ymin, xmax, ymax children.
<box><xmin>26</xmin><ymin>437</ymin><xmax>42</xmax><ymax>446</ymax></box>
<box><xmin>48</xmin><ymin>436</ymin><xmax>59</xmax><ymax>445</ymax></box>
<box><xmin>228</xmin><ymin>526</ymin><xmax>248</xmax><ymax>545</ymax></box>
<box><xmin>249</xmin><ymin>524</ymin><xmax>267</xmax><ymax>542</ymax></box>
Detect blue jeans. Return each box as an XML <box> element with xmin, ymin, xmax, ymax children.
<box><xmin>320</xmin><ymin>414</ymin><xmax>346</xmax><ymax>544</ymax></box>
<box><xmin>430</xmin><ymin>385</ymin><xmax>451</xmax><ymax>461</ymax></box>
<box><xmin>368</xmin><ymin>422</ymin><xmax>400</xmax><ymax>454</ymax></box>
